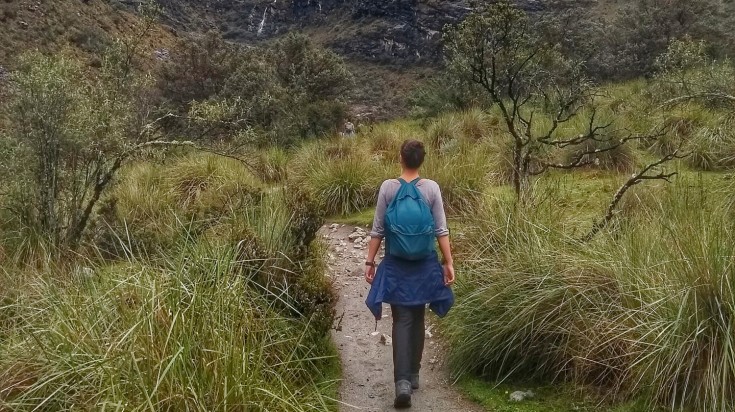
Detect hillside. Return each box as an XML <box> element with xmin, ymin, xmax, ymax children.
<box><xmin>2</xmin><ymin>0</ymin><xmax>734</xmax><ymax>118</ymax></box>
<box><xmin>0</xmin><ymin>0</ymin><xmax>176</xmax><ymax>69</ymax></box>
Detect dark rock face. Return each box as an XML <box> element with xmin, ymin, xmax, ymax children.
<box><xmin>150</xmin><ymin>0</ymin><xmax>477</xmax><ymax>66</ymax></box>
<box><xmin>139</xmin><ymin>0</ymin><xmax>545</xmax><ymax>117</ymax></box>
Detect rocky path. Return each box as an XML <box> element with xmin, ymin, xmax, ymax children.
<box><xmin>321</xmin><ymin>223</ymin><xmax>483</xmax><ymax>412</ymax></box>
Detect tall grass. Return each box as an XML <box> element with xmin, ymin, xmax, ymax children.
<box><xmin>422</xmin><ymin>144</ymin><xmax>490</xmax><ymax>214</ymax></box>
<box><xmin>94</xmin><ymin>154</ymin><xmax>263</xmax><ymax>257</ymax></box>
<box><xmin>0</xmin><ymin>242</ymin><xmax>338</xmax><ymax>411</ymax></box>
<box><xmin>292</xmin><ymin>138</ymin><xmax>389</xmax><ymax>216</ymax></box>
<box><xmin>446</xmin><ymin>180</ymin><xmax>735</xmax><ymax>411</ymax></box>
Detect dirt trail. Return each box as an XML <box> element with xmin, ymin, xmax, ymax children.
<box><xmin>321</xmin><ymin>223</ymin><xmax>482</xmax><ymax>412</ymax></box>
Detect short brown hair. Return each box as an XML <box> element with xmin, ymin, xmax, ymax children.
<box><xmin>400</xmin><ymin>139</ymin><xmax>426</xmax><ymax>169</ymax></box>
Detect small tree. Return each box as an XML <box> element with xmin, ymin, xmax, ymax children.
<box><xmin>605</xmin><ymin>0</ymin><xmax>731</xmax><ymax>79</ymax></box>
<box><xmin>445</xmin><ymin>1</ymin><xmax>650</xmax><ymax>200</ymax></box>
<box><xmin>654</xmin><ymin>36</ymin><xmax>735</xmax><ymax>107</ymax></box>
<box><xmin>197</xmin><ymin>33</ymin><xmax>353</xmax><ymax>146</ymax></box>
<box><xmin>1</xmin><ymin>1</ymin><xmax>179</xmax><ymax>250</ymax></box>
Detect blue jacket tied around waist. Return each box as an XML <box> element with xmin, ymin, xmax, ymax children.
<box><xmin>365</xmin><ymin>250</ymin><xmax>454</xmax><ymax>320</ymax></box>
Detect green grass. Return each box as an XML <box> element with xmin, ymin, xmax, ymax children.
<box><xmin>446</xmin><ymin>175</ymin><xmax>735</xmax><ymax>411</ymax></box>
<box><xmin>330</xmin><ymin>208</ymin><xmax>376</xmax><ymax>227</ymax></box>
<box><xmin>0</xmin><ymin>243</ymin><xmax>339</xmax><ymax>411</ymax></box>
<box><xmin>0</xmin><ymin>149</ymin><xmax>339</xmax><ymax>411</ymax></box>
<box><xmin>459</xmin><ymin>377</ymin><xmax>653</xmax><ymax>412</ymax></box>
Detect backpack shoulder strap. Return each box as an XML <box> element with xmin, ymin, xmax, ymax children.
<box><xmin>397</xmin><ymin>177</ymin><xmax>422</xmax><ymax>186</ymax></box>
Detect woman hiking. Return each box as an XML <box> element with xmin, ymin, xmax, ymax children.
<box><xmin>364</xmin><ymin>139</ymin><xmax>456</xmax><ymax>409</ymax></box>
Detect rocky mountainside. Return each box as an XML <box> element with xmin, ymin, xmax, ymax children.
<box><xmin>136</xmin><ymin>0</ymin><xmax>543</xmax><ymax>116</ymax></box>
<box><xmin>155</xmin><ymin>0</ymin><xmax>455</xmax><ymax>65</ymax></box>
<box><xmin>151</xmin><ymin>0</ymin><xmax>544</xmax><ymax>65</ymax></box>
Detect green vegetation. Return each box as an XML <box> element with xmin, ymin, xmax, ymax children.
<box><xmin>0</xmin><ymin>151</ymin><xmax>339</xmax><ymax>410</ymax></box>
<box><xmin>446</xmin><ymin>177</ymin><xmax>735</xmax><ymax>411</ymax></box>
<box><xmin>0</xmin><ymin>245</ymin><xmax>338</xmax><ymax>410</ymax></box>
<box><xmin>159</xmin><ymin>32</ymin><xmax>352</xmax><ymax>146</ymax></box>
<box><xmin>0</xmin><ymin>10</ymin><xmax>343</xmax><ymax>409</ymax></box>
<box><xmin>2</xmin><ymin>0</ymin><xmax>735</xmax><ymax>411</ymax></box>
<box><xmin>459</xmin><ymin>377</ymin><xmax>653</xmax><ymax>412</ymax></box>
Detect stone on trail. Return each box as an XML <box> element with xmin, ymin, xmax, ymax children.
<box><xmin>380</xmin><ymin>334</ymin><xmax>392</xmax><ymax>345</ymax></box>
<box><xmin>509</xmin><ymin>390</ymin><xmax>536</xmax><ymax>402</ymax></box>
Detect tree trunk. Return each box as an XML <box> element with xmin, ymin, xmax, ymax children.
<box><xmin>38</xmin><ymin>137</ymin><xmax>61</xmax><ymax>246</ymax></box>
<box><xmin>513</xmin><ymin>141</ymin><xmax>523</xmax><ymax>199</ymax></box>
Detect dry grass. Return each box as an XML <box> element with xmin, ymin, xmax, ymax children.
<box><xmin>0</xmin><ymin>0</ymin><xmax>175</xmax><ymax>69</ymax></box>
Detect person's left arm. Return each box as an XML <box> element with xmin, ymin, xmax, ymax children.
<box><xmin>365</xmin><ymin>182</ymin><xmax>388</xmax><ymax>284</ymax></box>
<box><xmin>431</xmin><ymin>183</ymin><xmax>454</xmax><ymax>286</ymax></box>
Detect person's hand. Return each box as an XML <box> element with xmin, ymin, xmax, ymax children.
<box><xmin>365</xmin><ymin>264</ymin><xmax>376</xmax><ymax>284</ymax></box>
<box><xmin>443</xmin><ymin>263</ymin><xmax>455</xmax><ymax>286</ymax></box>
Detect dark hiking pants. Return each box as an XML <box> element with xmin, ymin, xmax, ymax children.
<box><xmin>391</xmin><ymin>304</ymin><xmax>426</xmax><ymax>382</ymax></box>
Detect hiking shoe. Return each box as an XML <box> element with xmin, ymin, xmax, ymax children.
<box><xmin>394</xmin><ymin>380</ymin><xmax>412</xmax><ymax>408</ymax></box>
<box><xmin>410</xmin><ymin>374</ymin><xmax>420</xmax><ymax>390</ymax></box>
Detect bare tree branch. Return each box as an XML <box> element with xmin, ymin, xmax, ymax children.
<box><xmin>583</xmin><ymin>149</ymin><xmax>689</xmax><ymax>242</ymax></box>
<box><xmin>657</xmin><ymin>92</ymin><xmax>735</xmax><ymax>108</ymax></box>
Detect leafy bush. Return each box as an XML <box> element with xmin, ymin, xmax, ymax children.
<box><xmin>180</xmin><ymin>33</ymin><xmax>353</xmax><ymax>145</ymax></box>
<box><xmin>446</xmin><ymin>182</ymin><xmax>735</xmax><ymax>411</ymax></box>
<box><xmin>409</xmin><ymin>71</ymin><xmax>491</xmax><ymax>118</ymax></box>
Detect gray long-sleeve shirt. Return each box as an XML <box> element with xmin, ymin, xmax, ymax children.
<box><xmin>369</xmin><ymin>178</ymin><xmax>450</xmax><ymax>239</ymax></box>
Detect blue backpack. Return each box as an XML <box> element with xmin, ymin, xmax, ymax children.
<box><xmin>385</xmin><ymin>178</ymin><xmax>435</xmax><ymax>260</ymax></box>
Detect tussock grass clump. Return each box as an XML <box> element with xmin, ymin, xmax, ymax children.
<box><xmin>687</xmin><ymin>126</ymin><xmax>735</xmax><ymax>171</ymax></box>
<box><xmin>422</xmin><ymin>147</ymin><xmax>489</xmax><ymax>214</ymax></box>
<box><xmin>364</xmin><ymin>123</ymin><xmax>406</xmax><ymax>159</ymax></box>
<box><xmin>563</xmin><ymin>136</ymin><xmax>639</xmax><ymax>174</ymax></box>
<box><xmin>305</xmin><ymin>157</ymin><xmax>385</xmax><ymax>216</ymax></box>
<box><xmin>291</xmin><ymin>138</ymin><xmax>389</xmax><ymax>216</ymax></box>
<box><xmin>427</xmin><ymin>113</ymin><xmax>462</xmax><ymax>150</ymax></box>
<box><xmin>485</xmin><ymin>135</ymin><xmax>517</xmax><ymax>184</ymax></box>
<box><xmin>447</xmin><ymin>182</ymin><xmax>735</xmax><ymax>411</ymax></box>
<box><xmin>95</xmin><ymin>154</ymin><xmax>262</xmax><ymax>256</ymax></box>
<box><xmin>456</xmin><ymin>108</ymin><xmax>497</xmax><ymax>141</ymax></box>
<box><xmin>0</xmin><ymin>245</ymin><xmax>338</xmax><ymax>411</ymax></box>
<box><xmin>649</xmin><ymin>107</ymin><xmax>735</xmax><ymax>171</ymax></box>
<box><xmin>254</xmin><ymin>146</ymin><xmax>290</xmax><ymax>183</ymax></box>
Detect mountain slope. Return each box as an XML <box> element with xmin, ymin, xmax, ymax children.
<box><xmin>0</xmin><ymin>0</ymin><xmax>175</xmax><ymax>69</ymax></box>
